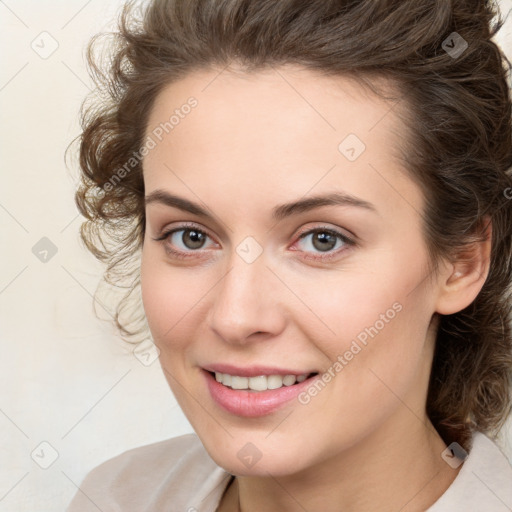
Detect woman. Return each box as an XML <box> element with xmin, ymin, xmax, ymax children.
<box><xmin>67</xmin><ymin>0</ymin><xmax>512</xmax><ymax>510</ymax></box>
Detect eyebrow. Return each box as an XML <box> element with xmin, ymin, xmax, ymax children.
<box><xmin>144</xmin><ymin>189</ymin><xmax>377</xmax><ymax>221</ymax></box>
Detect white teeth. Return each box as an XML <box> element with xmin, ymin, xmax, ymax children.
<box><xmin>267</xmin><ymin>375</ymin><xmax>284</xmax><ymax>389</ymax></box>
<box><xmin>230</xmin><ymin>376</ymin><xmax>249</xmax><ymax>389</ymax></box>
<box><xmin>282</xmin><ymin>374</ymin><xmax>296</xmax><ymax>386</ymax></box>
<box><xmin>213</xmin><ymin>372</ymin><xmax>310</xmax><ymax>391</ymax></box>
<box><xmin>248</xmin><ymin>375</ymin><xmax>267</xmax><ymax>391</ymax></box>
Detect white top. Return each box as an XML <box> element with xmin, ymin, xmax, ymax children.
<box><xmin>66</xmin><ymin>431</ymin><xmax>512</xmax><ymax>511</ymax></box>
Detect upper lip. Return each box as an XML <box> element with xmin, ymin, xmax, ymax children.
<box><xmin>202</xmin><ymin>364</ymin><xmax>317</xmax><ymax>377</ymax></box>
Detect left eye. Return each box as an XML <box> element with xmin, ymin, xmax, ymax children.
<box><xmin>295</xmin><ymin>228</ymin><xmax>353</xmax><ymax>256</ymax></box>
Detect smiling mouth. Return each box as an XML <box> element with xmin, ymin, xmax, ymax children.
<box><xmin>207</xmin><ymin>371</ymin><xmax>319</xmax><ymax>391</ymax></box>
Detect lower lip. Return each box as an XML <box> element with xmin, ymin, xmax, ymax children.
<box><xmin>203</xmin><ymin>370</ymin><xmax>319</xmax><ymax>417</ymax></box>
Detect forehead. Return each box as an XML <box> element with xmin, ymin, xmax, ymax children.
<box><xmin>143</xmin><ymin>65</ymin><xmax>422</xmax><ymax>220</ymax></box>
<box><xmin>146</xmin><ymin>64</ymin><xmax>403</xmax><ymax>151</ymax></box>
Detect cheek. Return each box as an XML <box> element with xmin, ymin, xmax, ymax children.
<box><xmin>140</xmin><ymin>248</ymin><xmax>221</xmax><ymax>372</ymax></box>
<box><xmin>140</xmin><ymin>250</ymin><xmax>195</xmax><ymax>344</ymax></box>
<box><xmin>286</xmin><ymin>285</ymin><xmax>434</xmax><ymax>464</ymax></box>
<box><xmin>293</xmin><ymin>266</ymin><xmax>426</xmax><ymax>358</ymax></box>
<box><xmin>297</xmin><ymin>260</ymin><xmax>435</xmax><ymax>406</ymax></box>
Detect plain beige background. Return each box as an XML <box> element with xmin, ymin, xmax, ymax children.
<box><xmin>0</xmin><ymin>1</ymin><xmax>511</xmax><ymax>511</ymax></box>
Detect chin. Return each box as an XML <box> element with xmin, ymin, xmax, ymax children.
<box><xmin>199</xmin><ymin>432</ymin><xmax>312</xmax><ymax>477</ymax></box>
<box><xmin>215</xmin><ymin>454</ymin><xmax>305</xmax><ymax>478</ymax></box>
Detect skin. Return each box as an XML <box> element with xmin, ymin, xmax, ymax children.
<box><xmin>140</xmin><ymin>64</ymin><xmax>491</xmax><ymax>512</ymax></box>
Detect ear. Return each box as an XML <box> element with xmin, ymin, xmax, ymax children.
<box><xmin>435</xmin><ymin>217</ymin><xmax>492</xmax><ymax>315</ymax></box>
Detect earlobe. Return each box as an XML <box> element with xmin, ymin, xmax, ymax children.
<box><xmin>435</xmin><ymin>218</ymin><xmax>492</xmax><ymax>315</ymax></box>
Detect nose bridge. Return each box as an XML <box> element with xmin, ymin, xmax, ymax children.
<box><xmin>208</xmin><ymin>243</ymin><xmax>284</xmax><ymax>343</ymax></box>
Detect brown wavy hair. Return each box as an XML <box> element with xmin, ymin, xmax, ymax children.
<box><xmin>71</xmin><ymin>0</ymin><xmax>512</xmax><ymax>451</ymax></box>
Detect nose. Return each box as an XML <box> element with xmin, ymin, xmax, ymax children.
<box><xmin>207</xmin><ymin>250</ymin><xmax>286</xmax><ymax>346</ymax></box>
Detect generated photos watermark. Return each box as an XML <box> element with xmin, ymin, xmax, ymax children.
<box><xmin>298</xmin><ymin>301</ymin><xmax>403</xmax><ymax>405</ymax></box>
<box><xmin>103</xmin><ymin>96</ymin><xmax>198</xmax><ymax>193</ymax></box>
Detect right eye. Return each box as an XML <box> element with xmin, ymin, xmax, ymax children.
<box><xmin>153</xmin><ymin>223</ymin><xmax>218</xmax><ymax>259</ymax></box>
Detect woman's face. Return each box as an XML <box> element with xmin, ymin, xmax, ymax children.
<box><xmin>140</xmin><ymin>65</ymin><xmax>445</xmax><ymax>476</ymax></box>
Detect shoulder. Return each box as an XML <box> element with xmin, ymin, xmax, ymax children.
<box><xmin>427</xmin><ymin>431</ymin><xmax>512</xmax><ymax>511</ymax></box>
<box><xmin>66</xmin><ymin>433</ymin><xmax>232</xmax><ymax>512</ymax></box>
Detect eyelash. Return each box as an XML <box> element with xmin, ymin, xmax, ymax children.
<box><xmin>152</xmin><ymin>222</ymin><xmax>356</xmax><ymax>262</ymax></box>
